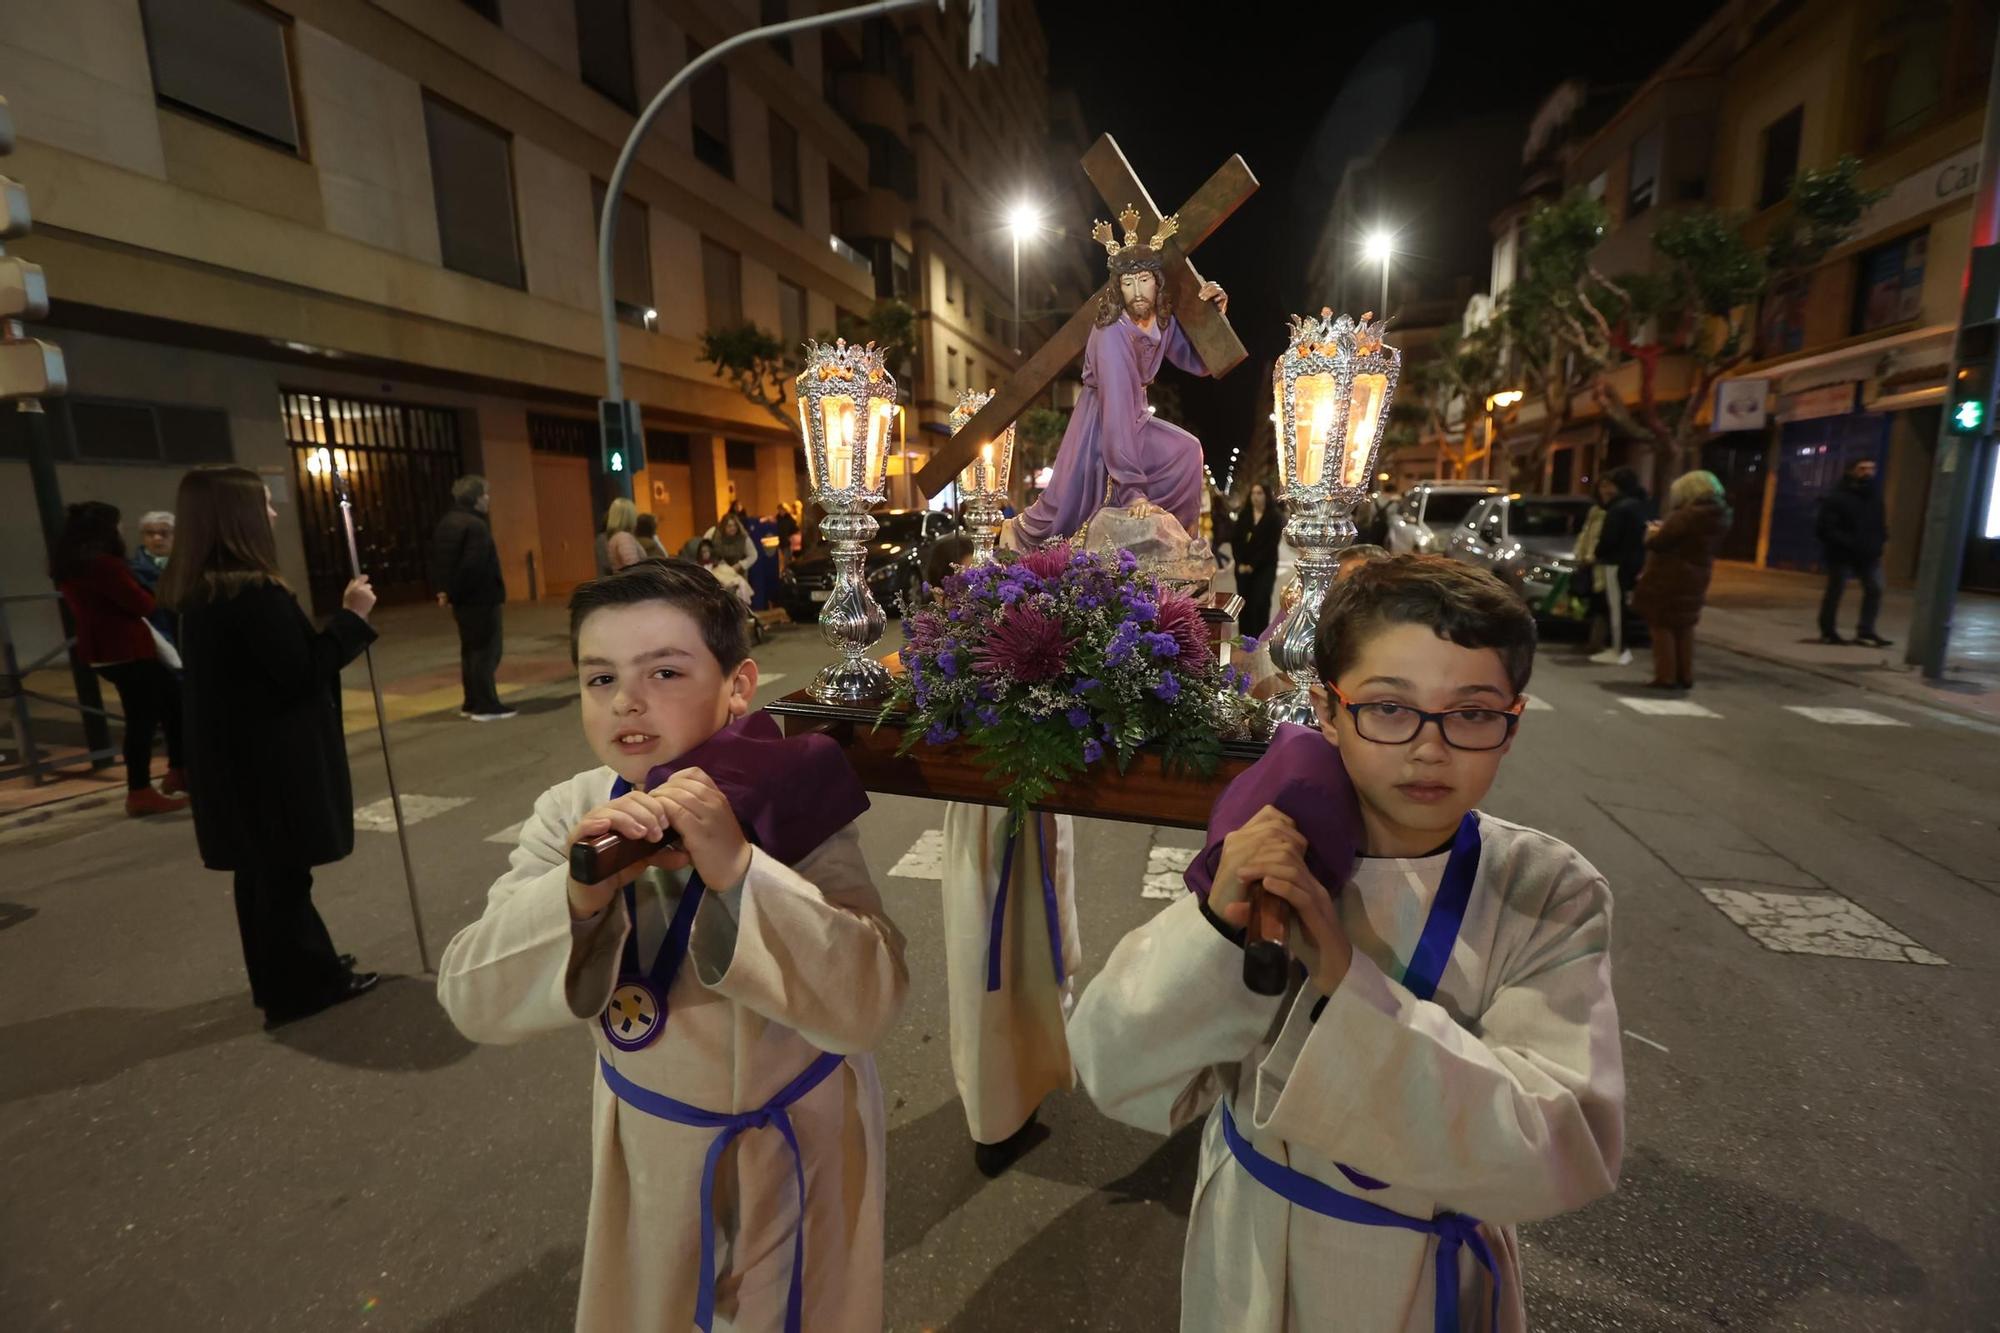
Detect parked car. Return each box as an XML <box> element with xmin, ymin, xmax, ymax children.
<box><xmin>776</xmin><ymin>508</ymin><xmax>960</xmax><ymax>621</ymax></box>
<box><xmin>1384</xmin><ymin>481</ymin><xmax>1502</xmax><ymax>555</ymax></box>
<box><xmin>1444</xmin><ymin>493</ymin><xmax>1595</xmax><ymax>617</ymax></box>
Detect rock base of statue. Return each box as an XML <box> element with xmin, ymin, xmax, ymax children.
<box><xmin>1078</xmin><ymin>505</ymin><xmax>1216</xmax><ymax>593</ymax></box>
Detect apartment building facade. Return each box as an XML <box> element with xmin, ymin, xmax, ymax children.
<box><xmin>1485</xmin><ymin>0</ymin><xmax>1995</xmax><ymax>588</ymax></box>
<box><xmin>0</xmin><ymin>0</ymin><xmax>895</xmax><ymax>642</ymax></box>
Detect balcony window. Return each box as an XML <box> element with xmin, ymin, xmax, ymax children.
<box><xmin>702</xmin><ymin>238</ymin><xmax>743</xmax><ymax>330</ymax></box>
<box><xmin>687</xmin><ymin>39</ymin><xmax>733</xmax><ymax>178</ymax></box>
<box><xmin>139</xmin><ymin>0</ymin><xmax>298</xmax><ymax>151</ymax></box>
<box><xmin>778</xmin><ymin>278</ymin><xmax>808</xmax><ymax>355</ymax></box>
<box><xmin>1758</xmin><ymin>106</ymin><xmax>1802</xmax><ymax>210</ymax></box>
<box><xmin>591</xmin><ymin>180</ymin><xmax>653</xmax><ymax>326</ymax></box>
<box><xmin>1853</xmin><ymin>230</ymin><xmax>1928</xmax><ymax>334</ymax></box>
<box><xmin>423</xmin><ymin>95</ymin><xmax>524</xmax><ymax>288</ymax></box>
<box><xmin>770</xmin><ymin>116</ymin><xmax>802</xmax><ymax>221</ymax></box>
<box><xmin>1626</xmin><ymin>127</ymin><xmax>1661</xmax><ymax>219</ymax></box>
<box><xmin>576</xmin><ymin>0</ymin><xmax>637</xmax><ymax>113</ymax></box>
<box><xmin>761</xmin><ymin>0</ymin><xmax>791</xmax><ymax>63</ymax></box>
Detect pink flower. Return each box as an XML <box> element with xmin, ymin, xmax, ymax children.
<box><xmin>1017</xmin><ymin>543</ymin><xmax>1075</xmax><ymax>582</ymax></box>
<box><xmin>974</xmin><ymin>603</ymin><xmax>1073</xmax><ymax>683</ymax></box>
<box><xmin>1154</xmin><ymin>588</ymin><xmax>1212</xmax><ymax>676</ymax></box>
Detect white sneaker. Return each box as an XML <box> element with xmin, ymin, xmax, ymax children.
<box><xmin>468</xmin><ymin>709</ymin><xmax>519</xmax><ymax>722</ymax></box>
<box><xmin>1589</xmin><ymin>649</ymin><xmax>1632</xmax><ymax>666</ymax></box>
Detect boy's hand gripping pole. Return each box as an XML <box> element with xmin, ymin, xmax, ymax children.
<box><xmin>1243</xmin><ymin>882</ymin><xmax>1292</xmax><ymax>996</ymax></box>
<box><xmin>333</xmin><ymin>468</ymin><xmax>432</xmax><ymax>973</ymax></box>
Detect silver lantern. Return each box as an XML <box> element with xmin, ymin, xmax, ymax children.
<box><xmin>948</xmin><ymin>388</ymin><xmax>1015</xmax><ymax>565</ymax></box>
<box><xmin>1266</xmin><ymin>310</ymin><xmax>1400</xmax><ymax>727</ymax></box>
<box><xmin>795</xmin><ymin>339</ymin><xmax>901</xmax><ymax>703</ymax></box>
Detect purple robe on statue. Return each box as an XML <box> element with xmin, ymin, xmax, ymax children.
<box><xmin>1015</xmin><ymin>312</ymin><xmax>1210</xmax><ymax>545</ymax></box>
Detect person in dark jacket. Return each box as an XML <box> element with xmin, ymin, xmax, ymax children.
<box><xmin>1588</xmin><ymin>467</ymin><xmax>1651</xmax><ymax>666</ymax></box>
<box><xmin>1632</xmin><ymin>470</ymin><xmax>1733</xmax><ymax>690</ymax></box>
<box><xmin>1816</xmin><ymin>458</ymin><xmax>1891</xmax><ymax>647</ymax></box>
<box><xmin>431</xmin><ymin>475</ymin><xmax>514</xmax><ymax>721</ymax></box>
<box><xmin>1234</xmin><ymin>482</ymin><xmax>1282</xmax><ymax>639</ymax></box>
<box><xmin>52</xmin><ymin>502</ymin><xmax>189</xmax><ymax>815</ymax></box>
<box><xmin>161</xmin><ymin>465</ymin><xmax>380</xmax><ymax>1027</ymax></box>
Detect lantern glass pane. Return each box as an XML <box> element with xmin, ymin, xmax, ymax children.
<box><xmin>797</xmin><ymin>396</ymin><xmax>818</xmax><ymax>490</ymax></box>
<box><xmin>820</xmin><ymin>397</ymin><xmax>857</xmax><ymax>489</ymax></box>
<box><xmin>1344</xmin><ymin>373</ymin><xmax>1389</xmax><ymax>488</ymax></box>
<box><xmin>1292</xmin><ymin>373</ymin><xmax>1339</xmax><ymax>489</ymax></box>
<box><xmin>867</xmin><ymin>399</ymin><xmax>897</xmax><ymax>492</ymax></box>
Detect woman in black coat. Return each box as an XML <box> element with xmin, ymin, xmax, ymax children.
<box><xmin>1233</xmin><ymin>482</ymin><xmax>1282</xmax><ymax>639</ymax></box>
<box><xmin>161</xmin><ymin>466</ymin><xmax>381</xmax><ymax>1027</ymax></box>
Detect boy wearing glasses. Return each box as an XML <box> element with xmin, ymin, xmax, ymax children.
<box><xmin>1071</xmin><ymin>555</ymin><xmax>1624</xmax><ymax>1332</ymax></box>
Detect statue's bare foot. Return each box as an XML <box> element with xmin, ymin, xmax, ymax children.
<box><xmin>1126</xmin><ymin>499</ymin><xmax>1160</xmax><ymax>519</ymax></box>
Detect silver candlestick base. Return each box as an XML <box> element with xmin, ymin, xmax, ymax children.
<box><xmin>962</xmin><ymin>493</ymin><xmax>1005</xmax><ymax>565</ymax></box>
<box><xmin>1266</xmin><ymin>500</ymin><xmax>1354</xmax><ymax>728</ymax></box>
<box><xmin>811</xmin><ymin>508</ymin><xmax>892</xmax><ymax>703</ymax></box>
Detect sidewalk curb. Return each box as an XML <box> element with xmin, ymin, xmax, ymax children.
<box><xmin>1702</xmin><ymin>628</ymin><xmax>1998</xmax><ymax>726</ymax></box>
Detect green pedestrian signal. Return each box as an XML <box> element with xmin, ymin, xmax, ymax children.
<box><xmin>608</xmin><ymin>448</ymin><xmax>625</xmax><ymax>472</ymax></box>
<box><xmin>1954</xmin><ymin>398</ymin><xmax>1985</xmax><ymax>433</ymax></box>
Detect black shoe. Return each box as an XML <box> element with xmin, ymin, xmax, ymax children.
<box><xmin>338</xmin><ymin>953</ymin><xmax>356</xmax><ymax>971</ymax></box>
<box><xmin>973</xmin><ymin>1109</ymin><xmax>1043</xmax><ymax>1178</ymax></box>
<box><xmin>1818</xmin><ymin>632</ymin><xmax>1850</xmax><ymax>645</ymax></box>
<box><xmin>1856</xmin><ymin>633</ymin><xmax>1893</xmax><ymax>648</ymax></box>
<box><xmin>263</xmin><ymin>970</ymin><xmax>380</xmax><ymax>1029</ymax></box>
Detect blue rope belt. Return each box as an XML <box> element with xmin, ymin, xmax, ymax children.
<box><xmin>599</xmin><ymin>1051</ymin><xmax>845</xmax><ymax>1333</ymax></box>
<box><xmin>1220</xmin><ymin>1102</ymin><xmax>1499</xmax><ymax>1333</ymax></box>
<box><xmin>985</xmin><ymin>818</ymin><xmax>1065</xmax><ymax>992</ymax></box>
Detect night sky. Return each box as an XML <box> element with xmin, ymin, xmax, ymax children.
<box><xmin>1035</xmin><ymin>0</ymin><xmax>1719</xmax><ymax>487</ymax></box>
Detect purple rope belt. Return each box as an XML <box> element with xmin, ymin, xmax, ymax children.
<box><xmin>985</xmin><ymin>817</ymin><xmax>1065</xmax><ymax>992</ymax></box>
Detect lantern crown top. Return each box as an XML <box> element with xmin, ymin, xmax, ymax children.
<box><xmin>802</xmin><ymin>337</ymin><xmax>894</xmax><ymax>387</ymax></box>
<box><xmin>949</xmin><ymin>388</ymin><xmax>995</xmax><ymax>432</ymax></box>
<box><xmin>1283</xmin><ymin>308</ymin><xmax>1396</xmax><ymax>362</ymax></box>
<box><xmin>1091</xmin><ymin>204</ymin><xmax>1179</xmax><ymax>272</ymax></box>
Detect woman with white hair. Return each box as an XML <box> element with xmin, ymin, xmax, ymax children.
<box><xmin>130</xmin><ymin>509</ymin><xmax>179</xmax><ymax>647</ymax></box>
<box><xmin>1632</xmin><ymin>469</ymin><xmax>1733</xmax><ymax>691</ymax></box>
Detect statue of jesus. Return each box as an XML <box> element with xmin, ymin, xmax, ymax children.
<box><xmin>1004</xmin><ymin>207</ymin><xmax>1227</xmax><ymax>549</ymax></box>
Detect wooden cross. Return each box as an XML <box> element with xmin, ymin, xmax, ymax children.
<box><xmin>914</xmin><ymin>134</ymin><xmax>1259</xmax><ymax>496</ymax></box>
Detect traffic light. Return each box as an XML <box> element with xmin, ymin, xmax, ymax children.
<box><xmin>598</xmin><ymin>397</ymin><xmax>643</xmax><ymax>486</ymax></box>
<box><xmin>1947</xmin><ymin>329</ymin><xmax>1996</xmax><ymax>438</ymax></box>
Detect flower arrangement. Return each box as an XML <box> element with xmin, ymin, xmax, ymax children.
<box><xmin>884</xmin><ymin>543</ymin><xmax>1264</xmax><ymax>819</ymax></box>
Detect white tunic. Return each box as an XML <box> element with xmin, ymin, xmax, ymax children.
<box><xmin>437</xmin><ymin>766</ymin><xmax>909</xmax><ymax>1332</ymax></box>
<box><xmin>1069</xmin><ymin>811</ymin><xmax>1624</xmax><ymax>1332</ymax></box>
<box><xmin>938</xmin><ymin>805</ymin><xmax>1081</xmax><ymax>1143</ymax></box>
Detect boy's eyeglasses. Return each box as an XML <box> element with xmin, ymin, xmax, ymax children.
<box><xmin>1327</xmin><ymin>684</ymin><xmax>1525</xmax><ymax>752</ymax></box>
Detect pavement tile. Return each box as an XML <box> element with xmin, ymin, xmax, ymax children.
<box><xmin>1696</xmin><ymin>886</ymin><xmax>1948</xmax><ymax>965</ymax></box>
<box><xmin>889</xmin><ymin>828</ymin><xmax>946</xmax><ymax>879</ymax></box>
<box><xmin>1142</xmin><ymin>842</ymin><xmax>1196</xmax><ymax>899</ymax></box>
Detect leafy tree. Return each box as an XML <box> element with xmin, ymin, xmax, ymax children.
<box><xmin>1505</xmin><ymin>192</ymin><xmax>1608</xmax><ymax>480</ymax></box>
<box><xmin>1401</xmin><ymin>319</ymin><xmax>1518</xmax><ymax>481</ymax></box>
<box><xmin>697</xmin><ymin>299</ymin><xmax>918</xmax><ymax>438</ymax></box>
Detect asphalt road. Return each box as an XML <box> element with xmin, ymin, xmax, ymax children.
<box><xmin>2</xmin><ymin>618</ymin><xmax>1997</xmax><ymax>1331</ymax></box>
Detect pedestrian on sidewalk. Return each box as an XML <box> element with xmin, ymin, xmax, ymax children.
<box><xmin>129</xmin><ymin>509</ymin><xmax>180</xmax><ymax>652</ymax></box>
<box><xmin>772</xmin><ymin>501</ymin><xmax>799</xmax><ymax>572</ymax></box>
<box><xmin>431</xmin><ymin>475</ymin><xmax>516</xmax><ymax>722</ymax></box>
<box><xmin>1815</xmin><ymin>458</ymin><xmax>1892</xmax><ymax>647</ymax></box>
<box><xmin>598</xmin><ymin>498</ymin><xmax>643</xmax><ymax>576</ymax></box>
<box><xmin>160</xmin><ymin>465</ymin><xmax>380</xmax><ymax>1027</ymax></box>
<box><xmin>51</xmin><ymin>502</ymin><xmax>188</xmax><ymax>815</ymax></box>
<box><xmin>1588</xmin><ymin>467</ymin><xmax>1649</xmax><ymax>666</ymax></box>
<box><xmin>1633</xmin><ymin>470</ymin><xmax>1732</xmax><ymax>691</ymax></box>
<box><xmin>1234</xmin><ymin>483</ymin><xmax>1282</xmax><ymax>640</ymax></box>
<box><xmin>632</xmin><ymin>511</ymin><xmax>671</xmax><ymax>563</ymax></box>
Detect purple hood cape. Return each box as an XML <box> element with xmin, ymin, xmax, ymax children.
<box><xmin>640</xmin><ymin>710</ymin><xmax>869</xmax><ymax>865</ymax></box>
<box><xmin>1184</xmin><ymin>723</ymin><xmax>1364</xmax><ymax>899</ymax></box>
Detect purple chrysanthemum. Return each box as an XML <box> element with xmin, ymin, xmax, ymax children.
<box><xmin>974</xmin><ymin>604</ymin><xmax>1074</xmax><ymax>683</ymax></box>
<box><xmin>1155</xmin><ymin>588</ymin><xmax>1214</xmax><ymax>675</ymax></box>
<box><xmin>1082</xmin><ymin>738</ymin><xmax>1104</xmax><ymax>764</ymax></box>
<box><xmin>1018</xmin><ymin>543</ymin><xmax>1075</xmax><ymax>582</ymax></box>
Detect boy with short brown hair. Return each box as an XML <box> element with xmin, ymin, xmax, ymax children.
<box><xmin>1071</xmin><ymin>554</ymin><xmax>1624</xmax><ymax>1332</ymax></box>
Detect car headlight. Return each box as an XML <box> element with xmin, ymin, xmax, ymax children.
<box><xmin>867</xmin><ymin>564</ymin><xmax>896</xmax><ymax>584</ymax></box>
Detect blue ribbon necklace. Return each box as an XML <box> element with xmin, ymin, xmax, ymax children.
<box><xmin>598</xmin><ymin>775</ymin><xmax>705</xmax><ymax>1053</ymax></box>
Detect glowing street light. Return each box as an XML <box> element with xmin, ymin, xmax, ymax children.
<box><xmin>1363</xmin><ymin>229</ymin><xmax>1394</xmax><ymax>315</ymax></box>
<box><xmin>1006</xmin><ymin>201</ymin><xmax>1043</xmax><ymax>355</ymax></box>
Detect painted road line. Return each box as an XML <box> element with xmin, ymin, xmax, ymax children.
<box><xmin>1143</xmin><ymin>842</ymin><xmax>1197</xmax><ymax>900</ymax></box>
<box><xmin>354</xmin><ymin>794</ymin><xmax>472</xmax><ymax>832</ymax></box>
<box><xmin>1619</xmin><ymin>697</ymin><xmax>1722</xmax><ymax>718</ymax></box>
<box><xmin>1623</xmin><ymin>1029</ymin><xmax>1670</xmax><ymax>1054</ymax></box>
<box><xmin>1785</xmin><ymin>706</ymin><xmax>1909</xmax><ymax>727</ymax></box>
<box><xmin>485</xmin><ymin>821</ymin><xmax>525</xmax><ymax>845</ymax></box>
<box><xmin>1697</xmin><ymin>886</ymin><xmax>1946</xmax><ymax>965</ymax></box>
<box><xmin>1523</xmin><ymin>695</ymin><xmax>1554</xmax><ymax>712</ymax></box>
<box><xmin>889</xmin><ymin>828</ymin><xmax>945</xmax><ymax>879</ymax></box>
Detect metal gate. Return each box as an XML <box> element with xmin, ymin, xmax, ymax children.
<box><xmin>1765</xmin><ymin>412</ymin><xmax>1891</xmax><ymax>572</ymax></box>
<box><xmin>281</xmin><ymin>391</ymin><xmax>463</xmax><ymax>614</ymax></box>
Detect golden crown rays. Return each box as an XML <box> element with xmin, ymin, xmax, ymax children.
<box><xmin>1092</xmin><ymin>205</ymin><xmax>1181</xmax><ymax>257</ymax></box>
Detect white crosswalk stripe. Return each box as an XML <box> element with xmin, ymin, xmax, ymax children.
<box><xmin>1697</xmin><ymin>887</ymin><xmax>1946</xmax><ymax>965</ymax></box>
<box><xmin>485</xmin><ymin>821</ymin><xmax>524</xmax><ymax>845</ymax></box>
<box><xmin>889</xmin><ymin>828</ymin><xmax>945</xmax><ymax>879</ymax></box>
<box><xmin>1143</xmin><ymin>842</ymin><xmax>1197</xmax><ymax>900</ymax></box>
<box><xmin>354</xmin><ymin>794</ymin><xmax>471</xmax><ymax>831</ymax></box>
<box><xmin>1523</xmin><ymin>695</ymin><xmax>1554</xmax><ymax>712</ymax></box>
<box><xmin>1785</xmin><ymin>706</ymin><xmax>1908</xmax><ymax>727</ymax></box>
<box><xmin>1619</xmin><ymin>697</ymin><xmax>1721</xmax><ymax>718</ymax></box>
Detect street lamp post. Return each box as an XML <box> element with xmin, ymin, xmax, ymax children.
<box><xmin>1007</xmin><ymin>202</ymin><xmax>1040</xmax><ymax>356</ymax></box>
<box><xmin>1364</xmin><ymin>229</ymin><xmax>1393</xmax><ymax>317</ymax></box>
